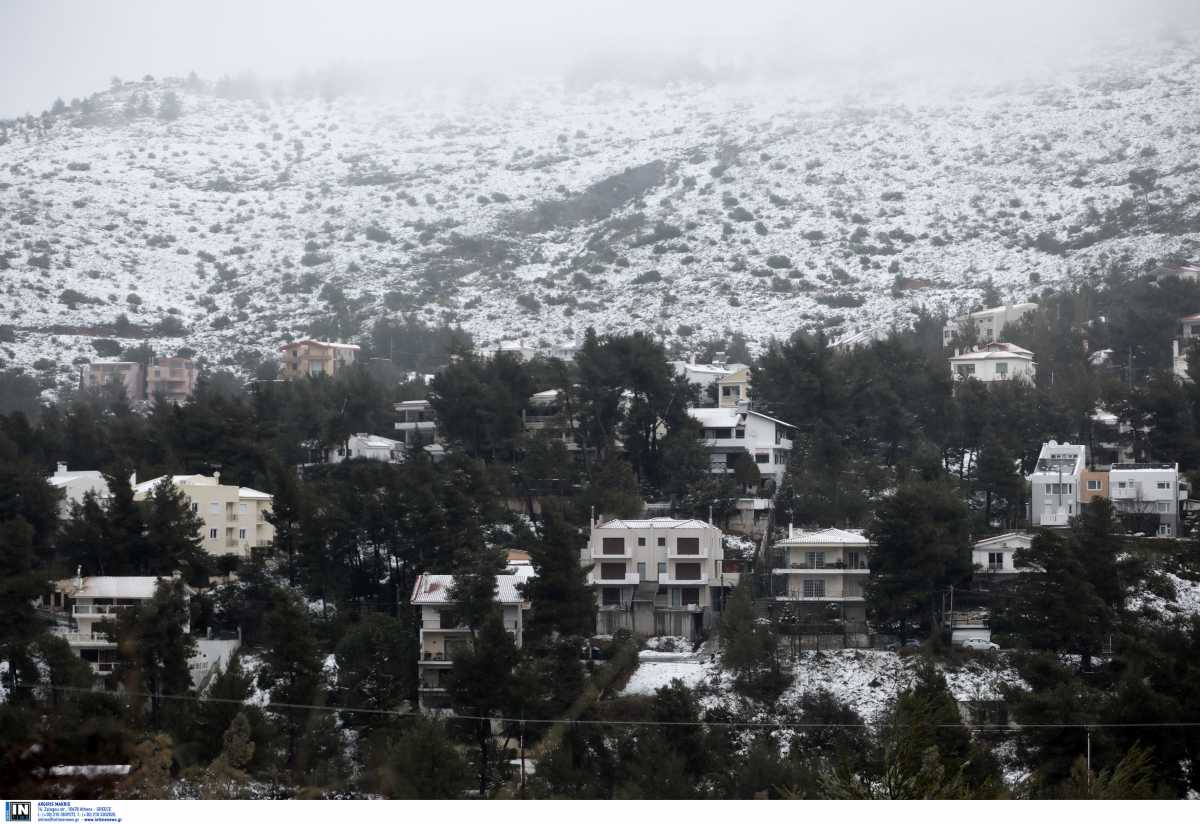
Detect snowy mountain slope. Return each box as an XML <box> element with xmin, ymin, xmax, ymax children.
<box><xmin>2</xmin><ymin>38</ymin><xmax>1200</xmax><ymax>393</ymax></box>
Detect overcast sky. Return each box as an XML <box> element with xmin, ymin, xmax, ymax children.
<box><xmin>1</xmin><ymin>0</ymin><xmax>1197</xmax><ymax>117</ymax></box>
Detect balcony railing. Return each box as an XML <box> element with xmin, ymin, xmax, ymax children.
<box><xmin>587</xmin><ymin>571</ymin><xmax>640</xmax><ymax>586</ymax></box>
<box><xmin>73</xmin><ymin>604</ymin><xmax>134</xmax><ymax>616</ymax></box>
<box><xmin>658</xmin><ymin>573</ymin><xmax>710</xmax><ymax>586</ymax></box>
<box><xmin>54</xmin><ymin>630</ymin><xmax>116</xmax><ymax>644</ymax></box>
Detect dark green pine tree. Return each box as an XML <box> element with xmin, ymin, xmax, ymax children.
<box><xmin>264</xmin><ymin>460</ymin><xmax>305</xmax><ymax>586</ymax></box>
<box><xmin>143</xmin><ymin>477</ymin><xmax>208</xmax><ymax>579</ymax></box>
<box><xmin>522</xmin><ymin>499</ymin><xmax>594</xmax><ymax>640</ymax></box>
<box><xmin>256</xmin><ymin>592</ymin><xmax>324</xmax><ymax>774</ymax></box>
<box><xmin>865</xmin><ymin>479</ymin><xmax>972</xmax><ymax>641</ymax></box>
<box><xmin>335</xmin><ymin>612</ymin><xmax>414</xmax><ymax>718</ymax></box>
<box><xmin>101</xmin><ymin>578</ymin><xmax>197</xmax><ymax>729</ymax></box>
<box><xmin>367</xmin><ymin>716</ymin><xmax>471</xmax><ymax>799</ymax></box>
<box><xmin>101</xmin><ymin>465</ymin><xmax>152</xmax><ymax>574</ymax></box>
<box><xmin>194</xmin><ymin>654</ymin><xmax>253</xmax><ymax>762</ymax></box>
<box><xmin>973</xmin><ymin>434</ymin><xmax>1024</xmax><ymax>530</ymax></box>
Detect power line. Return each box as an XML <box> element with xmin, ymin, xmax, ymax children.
<box><xmin>14</xmin><ymin>682</ymin><xmax>1200</xmax><ymax>732</ymax></box>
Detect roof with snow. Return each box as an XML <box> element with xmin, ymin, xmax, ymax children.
<box><xmin>776</xmin><ymin>527</ymin><xmax>871</xmax><ymax>546</ymax></box>
<box><xmin>410</xmin><ymin>563</ymin><xmax>536</xmax><ymax>605</ymax></box>
<box><xmin>55</xmin><ymin>576</ymin><xmax>176</xmax><ymax>599</ymax></box>
<box><xmin>949</xmin><ymin>342</ymin><xmax>1034</xmax><ymax>362</ymax></box>
<box><xmin>688</xmin><ymin>406</ymin><xmax>796</xmax><ymax>430</ymax></box>
<box><xmin>596</xmin><ymin>517</ymin><xmax>717</xmax><ymax>530</ymax></box>
<box><xmin>973</xmin><ymin>532</ymin><xmax>1034</xmax><ymax>549</ymax></box>
<box><xmin>351</xmin><ymin>433</ymin><xmax>402</xmax><ymax>449</ymax></box>
<box><xmin>48</xmin><ymin>469</ymin><xmax>106</xmax><ymax>488</ymax></box>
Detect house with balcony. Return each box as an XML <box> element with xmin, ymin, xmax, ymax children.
<box><xmin>1029</xmin><ymin>441</ymin><xmax>1087</xmax><ymax>527</ymax></box>
<box><xmin>669</xmin><ymin>357</ymin><xmax>750</xmax><ymax>401</ymax></box>
<box><xmin>146</xmin><ymin>357</ymin><xmax>197</xmax><ymax>404</ymax></box>
<box><xmin>943</xmin><ymin>302</ymin><xmax>1038</xmax><ymax>347</ymax></box>
<box><xmin>410</xmin><ymin>553</ymin><xmax>535</xmax><ymax>711</ymax></box>
<box><xmin>949</xmin><ymin>342</ymin><xmax>1036</xmax><ymax>384</ymax></box>
<box><xmin>1172</xmin><ymin>313</ymin><xmax>1200</xmax><ymax>381</ymax></box>
<box><xmin>582</xmin><ymin>517</ymin><xmax>733</xmax><ymax>640</ymax></box>
<box><xmin>279</xmin><ymin>340</ymin><xmax>360</xmax><ymax>380</ymax></box>
<box><xmin>1108</xmin><ymin>462</ymin><xmax>1189</xmax><ymax>537</ymax></box>
<box><xmin>716</xmin><ymin>368</ymin><xmax>752</xmax><ymax>408</ymax></box>
<box><xmin>82</xmin><ymin>361</ymin><xmax>143</xmax><ymax>399</ymax></box>
<box><xmin>132</xmin><ymin>473</ymin><xmax>273</xmax><ymax>557</ymax></box>
<box><xmin>971</xmin><ymin>532</ymin><xmax>1034</xmax><ymax>583</ymax></box>
<box><xmin>687</xmin><ymin>404</ymin><xmax>794</xmax><ymax>488</ymax></box>
<box><xmin>770</xmin><ymin>527</ymin><xmax>871</xmax><ymax>622</ymax></box>
<box><xmin>394</xmin><ymin>399</ymin><xmax>440</xmax><ymax>447</ymax></box>
<box><xmin>522</xmin><ymin>389</ymin><xmax>581</xmax><ymax>454</ymax></box>
<box><xmin>47</xmin><ymin>463</ymin><xmax>110</xmax><ymax>516</ymax></box>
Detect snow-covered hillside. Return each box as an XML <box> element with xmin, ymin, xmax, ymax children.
<box><xmin>2</xmin><ymin>35</ymin><xmax>1199</xmax><ymax>393</ymax></box>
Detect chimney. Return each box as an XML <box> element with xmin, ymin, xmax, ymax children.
<box><xmin>789</xmin><ymin>522</ymin><xmax>794</xmax><ymax>540</ymax></box>
<box><xmin>75</xmin><ymin>565</ymin><xmax>83</xmax><ymax>590</ymax></box>
<box><xmin>213</xmin><ymin>471</ymin><xmax>221</xmax><ymax>484</ymax></box>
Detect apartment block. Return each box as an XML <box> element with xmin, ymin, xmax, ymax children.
<box><xmin>1029</xmin><ymin>441</ymin><xmax>1087</xmax><ymax>527</ymax></box>
<box><xmin>279</xmin><ymin>340</ymin><xmax>360</xmax><ymax>379</ymax></box>
<box><xmin>770</xmin><ymin>527</ymin><xmax>871</xmax><ymax>622</ymax></box>
<box><xmin>942</xmin><ymin>302</ymin><xmax>1038</xmax><ymax>347</ymax></box>
<box><xmin>82</xmin><ymin>361</ymin><xmax>142</xmax><ymax>398</ymax></box>
<box><xmin>146</xmin><ymin>357</ymin><xmax>197</xmax><ymax>403</ymax></box>
<box><xmin>717</xmin><ymin>367</ymin><xmax>752</xmax><ymax>408</ymax></box>
<box><xmin>1108</xmin><ymin>463</ymin><xmax>1189</xmax><ymax>537</ymax></box>
<box><xmin>688</xmin><ymin>404</ymin><xmax>794</xmax><ymax>487</ymax></box>
<box><xmin>582</xmin><ymin>517</ymin><xmax>734</xmax><ymax>640</ymax></box>
<box><xmin>132</xmin><ymin>473</ymin><xmax>273</xmax><ymax>556</ymax></box>
<box><xmin>410</xmin><ymin>554</ymin><xmax>534</xmax><ymax>711</ymax></box>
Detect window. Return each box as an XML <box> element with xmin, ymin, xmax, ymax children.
<box><xmin>209</xmin><ymin>528</ymin><xmax>218</xmax><ymax>539</ymax></box>
<box><xmin>601</xmin><ymin>588</ymin><xmax>621</xmax><ymax>606</ymax></box>
<box><xmin>674</xmin><ymin>563</ymin><xmax>702</xmax><ymax>580</ymax></box>
<box><xmin>657</xmin><ymin>537</ymin><xmax>665</xmax><ymax>546</ymax></box>
<box><xmin>755</xmin><ymin>453</ymin><xmax>769</xmax><ymax>464</ymax></box>
<box><xmin>1157</xmin><ymin>501</ymin><xmax>1170</xmax><ymax>513</ymax></box>
<box><xmin>239</xmin><ymin>502</ymin><xmax>249</xmax><ymax>513</ymax></box>
<box><xmin>602</xmin><ymin>537</ymin><xmax>625</xmax><ymax>555</ymax></box>
<box><xmin>988</xmin><ymin>552</ymin><xmax>1004</xmax><ymax>570</ymax></box>
<box><xmin>1118</xmin><ymin>482</ymin><xmax>1127</xmax><ymax>489</ymax></box>
<box><xmin>1087</xmin><ymin>479</ymin><xmax>1101</xmax><ymax>491</ymax></box>
<box><xmin>657</xmin><ymin>562</ymin><xmax>667</xmax><ymax>576</ymax></box>
<box><xmin>995</xmin><ymin>362</ymin><xmax>1008</xmax><ymax>376</ymax></box>
<box><xmin>238</xmin><ymin>529</ymin><xmax>246</xmax><ymax>540</ymax></box>
<box><xmin>600</xmin><ymin>563</ymin><xmax>627</xmax><ymax>580</ymax></box>
<box><xmin>637</xmin><ymin>562</ymin><xmax>647</xmax><ymax>580</ymax></box>
<box><xmin>637</xmin><ymin>537</ymin><xmax>646</xmax><ymax>546</ymax></box>
<box><xmin>714</xmin><ymin>428</ymin><xmax>732</xmax><ymax>439</ymax></box>
<box><xmin>956</xmin><ymin>363</ymin><xmax>976</xmax><ymax>377</ymax></box>
<box><xmin>209</xmin><ymin>501</ymin><xmax>220</xmax><ymax>514</ymax></box>
<box><xmin>735</xmin><ymin>428</ymin><xmax>745</xmax><ymax>439</ymax></box>
<box><xmin>846</xmin><ymin>551</ymin><xmax>864</xmax><ymax>570</ymax></box>
<box><xmin>805</xmin><ymin>551</ymin><xmax>826</xmax><ymax>569</ymax></box>
<box><xmin>681</xmin><ymin>588</ymin><xmax>700</xmax><ymax>606</ymax></box>
<box><xmin>1158</xmin><ymin>524</ymin><xmax>1173</xmax><ymax>536</ymax></box>
<box><xmin>191</xmin><ymin>503</ymin><xmax>199</xmax><ymax>513</ymax></box>
<box><xmin>676</xmin><ymin>537</ymin><xmax>700</xmax><ymax>555</ymax></box>
<box><xmin>1157</xmin><ymin>482</ymin><xmax>1171</xmax><ymax>490</ymax></box>
<box><xmin>802</xmin><ymin>579</ymin><xmax>826</xmax><ymax>598</ymax></box>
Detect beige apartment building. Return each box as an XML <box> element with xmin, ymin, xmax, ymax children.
<box><xmin>279</xmin><ymin>340</ymin><xmax>360</xmax><ymax>379</ymax></box>
<box><xmin>771</xmin><ymin>527</ymin><xmax>872</xmax><ymax>622</ymax></box>
<box><xmin>132</xmin><ymin>473</ymin><xmax>273</xmax><ymax>557</ymax></box>
<box><xmin>716</xmin><ymin>367</ymin><xmax>752</xmax><ymax>408</ymax></box>
<box><xmin>582</xmin><ymin>517</ymin><xmax>735</xmax><ymax>640</ymax></box>
<box><xmin>146</xmin><ymin>357</ymin><xmax>197</xmax><ymax>403</ymax></box>
<box><xmin>410</xmin><ymin>553</ymin><xmax>534</xmax><ymax>711</ymax></box>
<box><xmin>82</xmin><ymin>361</ymin><xmax>143</xmax><ymax>398</ymax></box>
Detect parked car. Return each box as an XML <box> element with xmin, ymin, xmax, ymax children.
<box><xmin>959</xmin><ymin>638</ymin><xmax>999</xmax><ymax>651</ymax></box>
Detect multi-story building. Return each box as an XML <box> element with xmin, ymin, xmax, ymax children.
<box><xmin>669</xmin><ymin>358</ymin><xmax>750</xmax><ymax>394</ymax></box>
<box><xmin>949</xmin><ymin>342</ymin><xmax>1036</xmax><ymax>384</ymax></box>
<box><xmin>82</xmin><ymin>361</ymin><xmax>143</xmax><ymax>399</ymax></box>
<box><xmin>942</xmin><ymin>302</ymin><xmax>1038</xmax><ymax>347</ymax></box>
<box><xmin>394</xmin><ymin>399</ymin><xmax>439</xmax><ymax>447</ymax></box>
<box><xmin>688</xmin><ymin>404</ymin><xmax>794</xmax><ymax>489</ymax></box>
<box><xmin>410</xmin><ymin>553</ymin><xmax>535</xmax><ymax>711</ymax></box>
<box><xmin>47</xmin><ymin>463</ymin><xmax>110</xmax><ymax>516</ymax></box>
<box><xmin>716</xmin><ymin>368</ymin><xmax>752</xmax><ymax>408</ymax></box>
<box><xmin>581</xmin><ymin>517</ymin><xmax>733</xmax><ymax>640</ymax></box>
<box><xmin>146</xmin><ymin>357</ymin><xmax>197</xmax><ymax>404</ymax></box>
<box><xmin>770</xmin><ymin>527</ymin><xmax>871</xmax><ymax>622</ymax></box>
<box><xmin>1029</xmin><ymin>441</ymin><xmax>1087</xmax><ymax>527</ymax></box>
<box><xmin>523</xmin><ymin>389</ymin><xmax>581</xmax><ymax>452</ymax></box>
<box><xmin>971</xmin><ymin>532</ymin><xmax>1034</xmax><ymax>581</ymax></box>
<box><xmin>1108</xmin><ymin>463</ymin><xmax>1189</xmax><ymax>537</ymax></box>
<box><xmin>279</xmin><ymin>340</ymin><xmax>360</xmax><ymax>380</ymax></box>
<box><xmin>131</xmin><ymin>473</ymin><xmax>273</xmax><ymax>557</ymax></box>
<box><xmin>1172</xmin><ymin>313</ymin><xmax>1200</xmax><ymax>381</ymax></box>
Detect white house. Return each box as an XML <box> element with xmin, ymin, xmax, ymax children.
<box><xmin>1172</xmin><ymin>313</ymin><xmax>1200</xmax><ymax>381</ymax></box>
<box><xmin>943</xmin><ymin>302</ymin><xmax>1037</xmax><ymax>347</ymax></box>
<box><xmin>47</xmin><ymin>463</ymin><xmax>110</xmax><ymax>516</ymax></box>
<box><xmin>770</xmin><ymin>527</ymin><xmax>871</xmax><ymax>622</ymax></box>
<box><xmin>687</xmin><ymin>404</ymin><xmax>794</xmax><ymax>487</ymax></box>
<box><xmin>669</xmin><ymin>359</ymin><xmax>750</xmax><ymax>392</ymax></box>
<box><xmin>394</xmin><ymin>399</ymin><xmax>439</xmax><ymax>446</ymax></box>
<box><xmin>971</xmin><ymin>532</ymin><xmax>1034</xmax><ymax>580</ymax></box>
<box><xmin>1028</xmin><ymin>441</ymin><xmax>1087</xmax><ymax>527</ymax></box>
<box><xmin>949</xmin><ymin>342</ymin><xmax>1036</xmax><ymax>384</ymax></box>
<box><xmin>1108</xmin><ymin>462</ymin><xmax>1189</xmax><ymax>537</ymax></box>
<box><xmin>410</xmin><ymin>553</ymin><xmax>535</xmax><ymax>711</ymax></box>
<box><xmin>45</xmin><ymin>573</ymin><xmax>237</xmax><ymax>688</ymax></box>
<box><xmin>327</xmin><ymin>433</ymin><xmax>404</xmax><ymax>464</ymax></box>
<box><xmin>132</xmin><ymin>474</ymin><xmax>273</xmax><ymax>557</ymax></box>
<box><xmin>582</xmin><ymin>517</ymin><xmax>734</xmax><ymax>640</ymax></box>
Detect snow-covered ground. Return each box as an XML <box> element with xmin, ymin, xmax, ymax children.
<box><xmin>622</xmin><ymin>649</ymin><xmax>1026</xmax><ymax>725</ymax></box>
<box><xmin>3</xmin><ymin>30</ymin><xmax>1199</xmax><ymax>395</ymax></box>
<box><xmin>1128</xmin><ymin>571</ymin><xmax>1200</xmax><ymax>621</ymax></box>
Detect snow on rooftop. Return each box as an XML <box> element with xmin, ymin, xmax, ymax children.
<box><xmin>596</xmin><ymin>517</ymin><xmax>716</xmax><ymax>530</ymax></box>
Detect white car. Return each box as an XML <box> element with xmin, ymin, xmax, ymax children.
<box><xmin>959</xmin><ymin>638</ymin><xmax>999</xmax><ymax>651</ymax></box>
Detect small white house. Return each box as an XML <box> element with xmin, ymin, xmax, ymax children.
<box><xmin>949</xmin><ymin>342</ymin><xmax>1036</xmax><ymax>384</ymax></box>
<box><xmin>972</xmin><ymin>532</ymin><xmax>1034</xmax><ymax>578</ymax></box>
<box><xmin>47</xmin><ymin>463</ymin><xmax>110</xmax><ymax>515</ymax></box>
<box><xmin>328</xmin><ymin>433</ymin><xmax>404</xmax><ymax>463</ymax></box>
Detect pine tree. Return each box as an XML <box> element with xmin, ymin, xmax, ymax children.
<box><xmin>367</xmin><ymin>717</ymin><xmax>470</xmax><ymax>799</ymax></box>
<box><xmin>522</xmin><ymin>499</ymin><xmax>593</xmax><ymax>640</ymax></box>
<box><xmin>199</xmin><ymin>712</ymin><xmax>255</xmax><ymax>799</ymax></box>
<box><xmin>143</xmin><ymin>477</ymin><xmax>207</xmax><ymax>578</ymax></box>
<box><xmin>335</xmin><ymin>613</ymin><xmax>413</xmax><ymax>717</ymax></box>
<box><xmin>195</xmin><ymin>654</ymin><xmax>253</xmax><ymax>762</ymax></box>
<box><xmin>256</xmin><ymin>592</ymin><xmax>324</xmax><ymax>773</ymax></box>
<box><xmin>157</xmin><ymin>91</ymin><xmax>182</xmax><ymax>121</ymax></box>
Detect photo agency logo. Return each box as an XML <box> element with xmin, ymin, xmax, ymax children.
<box><xmin>4</xmin><ymin>802</ymin><xmax>31</xmax><ymax>822</ymax></box>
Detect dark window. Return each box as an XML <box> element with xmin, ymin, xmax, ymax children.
<box><xmin>637</xmin><ymin>537</ymin><xmax>646</xmax><ymax>546</ymax></box>
<box><xmin>676</xmin><ymin>537</ymin><xmax>700</xmax><ymax>555</ymax></box>
<box><xmin>681</xmin><ymin>588</ymin><xmax>700</xmax><ymax>606</ymax></box>
<box><xmin>715</xmin><ymin>428</ymin><xmax>732</xmax><ymax>439</ymax></box>
<box><xmin>600</xmin><ymin>563</ymin><xmax>627</xmax><ymax>580</ymax></box>
<box><xmin>755</xmin><ymin>453</ymin><xmax>769</xmax><ymax>464</ymax></box>
<box><xmin>601</xmin><ymin>588</ymin><xmax>621</xmax><ymax>606</ymax></box>
<box><xmin>657</xmin><ymin>537</ymin><xmax>666</xmax><ymax>546</ymax></box>
<box><xmin>602</xmin><ymin>537</ymin><xmax>625</xmax><ymax>555</ymax></box>
<box><xmin>675</xmin><ymin>562</ymin><xmax>702</xmax><ymax>580</ymax></box>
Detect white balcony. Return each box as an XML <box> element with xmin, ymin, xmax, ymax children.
<box><xmin>73</xmin><ymin>604</ymin><xmax>135</xmax><ymax>616</ymax></box>
<box><xmin>667</xmin><ymin>547</ymin><xmax>709</xmax><ymax>559</ymax></box>
<box><xmin>1037</xmin><ymin>512</ymin><xmax>1071</xmax><ymax>526</ymax></box>
<box><xmin>53</xmin><ymin>630</ymin><xmax>116</xmax><ymax>646</ymax></box>
<box><xmin>658</xmin><ymin>573</ymin><xmax>710</xmax><ymax>586</ymax></box>
<box><xmin>587</xmin><ymin>571</ymin><xmax>640</xmax><ymax>586</ymax></box>
<box><xmin>772</xmin><ymin>564</ymin><xmax>869</xmax><ymax>574</ymax></box>
<box><xmin>775</xmin><ymin>594</ymin><xmax>866</xmax><ymax>603</ymax></box>
<box><xmin>591</xmin><ymin>545</ymin><xmax>633</xmax><ymax>559</ymax></box>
